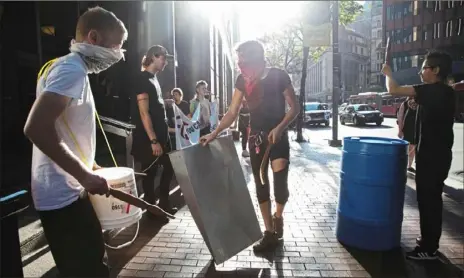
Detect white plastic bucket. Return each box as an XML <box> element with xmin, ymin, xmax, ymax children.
<box><xmin>90</xmin><ymin>167</ymin><xmax>143</xmax><ymax>230</ymax></box>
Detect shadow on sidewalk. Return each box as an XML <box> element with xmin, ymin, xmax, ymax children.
<box><xmin>105</xmin><ymin>188</ymin><xmax>185</xmax><ymax>277</ymax></box>
<box><xmin>197</xmin><ymin>260</ymin><xmax>262</xmax><ymax>278</ymax></box>
<box><xmin>344</xmin><ymin>245</ymin><xmax>463</xmax><ymax>278</ymax></box>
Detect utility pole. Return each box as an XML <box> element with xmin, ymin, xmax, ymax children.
<box><xmin>329</xmin><ymin>1</ymin><xmax>342</xmax><ymax>147</ymax></box>
<box><xmin>296</xmin><ymin>49</ymin><xmax>309</xmax><ymax>142</ymax></box>
<box><xmin>298</xmin><ymin>1</ymin><xmax>331</xmax><ymax>143</ymax></box>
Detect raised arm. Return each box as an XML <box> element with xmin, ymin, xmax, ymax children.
<box><xmin>382</xmin><ymin>64</ymin><xmax>416</xmax><ymax>97</ymax></box>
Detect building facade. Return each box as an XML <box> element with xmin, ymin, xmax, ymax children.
<box><xmin>383</xmin><ymin>0</ymin><xmax>464</xmax><ymax>84</ymax></box>
<box><xmin>0</xmin><ymin>1</ymin><xmax>239</xmax><ymax>190</ymax></box>
<box><xmin>348</xmin><ymin>1</ymin><xmax>385</xmax><ymax>89</ymax></box>
<box><xmin>306</xmin><ymin>26</ymin><xmax>369</xmax><ymax>103</ymax></box>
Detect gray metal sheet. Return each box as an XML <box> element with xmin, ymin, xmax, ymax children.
<box><xmin>168</xmin><ymin>136</ymin><xmax>262</xmax><ymax>265</ymax></box>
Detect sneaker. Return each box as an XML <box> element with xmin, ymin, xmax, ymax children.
<box><xmin>242</xmin><ymin>150</ymin><xmax>250</xmax><ymax>157</ymax></box>
<box><xmin>253</xmin><ymin>231</ymin><xmax>279</xmax><ymax>252</ymax></box>
<box><xmin>406</xmin><ymin>246</ymin><xmax>438</xmax><ymax>260</ymax></box>
<box><xmin>273</xmin><ymin>213</ymin><xmax>284</xmax><ymax>239</ymax></box>
<box><xmin>407</xmin><ymin>167</ymin><xmax>416</xmax><ymax>174</ymax></box>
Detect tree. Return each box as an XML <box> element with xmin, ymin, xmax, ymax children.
<box><xmin>259</xmin><ymin>1</ymin><xmax>363</xmax><ymax>75</ymax></box>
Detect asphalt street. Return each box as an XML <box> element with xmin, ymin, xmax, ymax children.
<box><xmin>297</xmin><ymin>117</ymin><xmax>464</xmax><ymax>190</ymax></box>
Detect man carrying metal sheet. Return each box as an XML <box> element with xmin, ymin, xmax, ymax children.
<box><xmin>201</xmin><ymin>40</ymin><xmax>300</xmax><ymax>252</ymax></box>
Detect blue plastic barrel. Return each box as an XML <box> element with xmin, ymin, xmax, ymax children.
<box><xmin>336</xmin><ymin>136</ymin><xmax>408</xmax><ymax>251</ymax></box>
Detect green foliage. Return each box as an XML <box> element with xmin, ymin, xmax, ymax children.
<box><xmin>259</xmin><ymin>1</ymin><xmax>363</xmax><ymax>75</ymax></box>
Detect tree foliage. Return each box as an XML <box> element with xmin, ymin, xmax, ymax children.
<box><xmin>260</xmin><ymin>1</ymin><xmax>363</xmax><ymax>76</ymax></box>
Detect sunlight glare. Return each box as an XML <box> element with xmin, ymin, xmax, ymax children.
<box><xmin>238</xmin><ymin>1</ymin><xmax>303</xmax><ymax>40</ymax></box>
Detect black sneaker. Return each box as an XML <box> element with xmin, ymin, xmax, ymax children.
<box><xmin>253</xmin><ymin>231</ymin><xmax>279</xmax><ymax>252</ymax></box>
<box><xmin>406</xmin><ymin>246</ymin><xmax>438</xmax><ymax>260</ymax></box>
<box><xmin>273</xmin><ymin>213</ymin><xmax>284</xmax><ymax>239</ymax></box>
<box><xmin>407</xmin><ymin>167</ymin><xmax>416</xmax><ymax>174</ymax></box>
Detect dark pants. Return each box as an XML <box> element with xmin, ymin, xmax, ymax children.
<box><xmin>139</xmin><ymin>153</ymin><xmax>174</xmax><ymax>206</ymax></box>
<box><xmin>249</xmin><ymin>131</ymin><xmax>290</xmax><ymax>204</ymax></box>
<box><xmin>200</xmin><ymin>125</ymin><xmax>211</xmax><ymax>137</ymax></box>
<box><xmin>239</xmin><ymin>116</ymin><xmax>250</xmax><ymax>151</ymax></box>
<box><xmin>38</xmin><ymin>192</ymin><xmax>109</xmax><ymax>278</ymax></box>
<box><xmin>415</xmin><ymin>147</ymin><xmax>452</xmax><ymax>251</ymax></box>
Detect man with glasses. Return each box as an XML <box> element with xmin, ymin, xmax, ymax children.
<box><xmin>382</xmin><ymin>51</ymin><xmax>455</xmax><ymax>260</ymax></box>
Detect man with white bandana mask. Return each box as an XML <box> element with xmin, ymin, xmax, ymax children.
<box><xmin>24</xmin><ymin>7</ymin><xmax>127</xmax><ymax>277</ymax></box>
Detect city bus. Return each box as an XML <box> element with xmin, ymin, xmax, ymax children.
<box><xmin>348</xmin><ymin>92</ymin><xmax>405</xmax><ymax>117</ymax></box>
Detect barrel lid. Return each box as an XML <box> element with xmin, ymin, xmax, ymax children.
<box><xmin>345</xmin><ymin>136</ymin><xmax>408</xmax><ymax>146</ymax></box>
<box><xmin>94</xmin><ymin>167</ymin><xmax>134</xmax><ymax>181</ymax></box>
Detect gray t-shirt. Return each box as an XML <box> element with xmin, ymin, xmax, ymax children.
<box><xmin>31</xmin><ymin>53</ymin><xmax>96</xmax><ymax>211</ymax></box>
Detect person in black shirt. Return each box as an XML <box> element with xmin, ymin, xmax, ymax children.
<box><xmin>166</xmin><ymin>88</ymin><xmax>190</xmax><ymax>150</ymax></box>
<box><xmin>200</xmin><ymin>40</ymin><xmax>300</xmax><ymax>252</ymax></box>
<box><xmin>382</xmin><ymin>51</ymin><xmax>455</xmax><ymax>260</ymax></box>
<box><xmin>397</xmin><ymin>97</ymin><xmax>419</xmax><ymax>172</ymax></box>
<box><xmin>131</xmin><ymin>45</ymin><xmax>177</xmax><ymax>216</ymax></box>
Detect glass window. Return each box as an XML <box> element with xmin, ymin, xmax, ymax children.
<box><xmin>412</xmin><ymin>55</ymin><xmax>419</xmax><ymax>67</ymax></box>
<box><xmin>423</xmin><ymin>25</ymin><xmax>429</xmax><ymax>40</ymax></box>
<box><xmin>458</xmin><ymin>18</ymin><xmax>463</xmax><ymax>36</ymax></box>
<box><xmin>446</xmin><ymin>20</ymin><xmax>453</xmax><ymax>37</ymax></box>
<box><xmin>413</xmin><ymin>26</ymin><xmax>418</xmax><ymax>41</ymax></box>
<box><xmin>414</xmin><ymin>1</ymin><xmax>419</xmax><ymax>15</ymax></box>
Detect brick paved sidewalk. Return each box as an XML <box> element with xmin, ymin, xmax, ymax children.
<box><xmin>107</xmin><ymin>140</ymin><xmax>464</xmax><ymax>278</ymax></box>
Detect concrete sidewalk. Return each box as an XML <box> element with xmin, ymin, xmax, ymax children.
<box><xmin>101</xmin><ymin>140</ymin><xmax>463</xmax><ymax>278</ymax></box>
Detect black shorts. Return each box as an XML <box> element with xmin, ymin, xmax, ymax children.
<box><xmin>249</xmin><ymin>131</ymin><xmax>290</xmax><ymax>161</ymax></box>
<box><xmin>402</xmin><ymin>126</ymin><xmax>417</xmax><ymax>145</ymax></box>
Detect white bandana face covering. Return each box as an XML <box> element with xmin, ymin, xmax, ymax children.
<box><xmin>69</xmin><ymin>40</ymin><xmax>125</xmax><ymax>74</ymax></box>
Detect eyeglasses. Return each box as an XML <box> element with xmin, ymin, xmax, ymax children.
<box><xmin>421</xmin><ymin>66</ymin><xmax>435</xmax><ymax>71</ymax></box>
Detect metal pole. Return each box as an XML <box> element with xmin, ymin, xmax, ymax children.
<box><xmin>329</xmin><ymin>1</ymin><xmax>342</xmax><ymax>147</ymax></box>
<box><xmin>296</xmin><ymin>47</ymin><xmax>309</xmax><ymax>142</ymax></box>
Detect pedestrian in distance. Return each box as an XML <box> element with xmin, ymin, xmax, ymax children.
<box><xmin>397</xmin><ymin>97</ymin><xmax>419</xmax><ymax>173</ymax></box>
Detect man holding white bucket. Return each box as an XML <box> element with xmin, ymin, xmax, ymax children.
<box><xmin>24</xmin><ymin>7</ymin><xmax>127</xmax><ymax>277</ymax></box>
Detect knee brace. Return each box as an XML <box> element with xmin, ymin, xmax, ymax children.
<box><xmin>273</xmin><ymin>165</ymin><xmax>289</xmax><ymax>204</ymax></box>
<box><xmin>254</xmin><ymin>173</ymin><xmax>271</xmax><ymax>204</ymax></box>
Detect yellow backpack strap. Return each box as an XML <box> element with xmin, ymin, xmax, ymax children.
<box><xmin>37</xmin><ymin>58</ymin><xmax>58</xmax><ymax>82</ymax></box>
<box><xmin>36</xmin><ymin>58</ymin><xmax>118</xmax><ymax>168</ymax></box>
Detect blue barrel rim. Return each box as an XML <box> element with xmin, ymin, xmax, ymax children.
<box><xmin>343</xmin><ymin>136</ymin><xmax>408</xmax><ymax>146</ymax></box>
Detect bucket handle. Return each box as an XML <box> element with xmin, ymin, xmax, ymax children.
<box><xmin>103</xmin><ymin>221</ymin><xmax>140</xmax><ymax>250</ymax></box>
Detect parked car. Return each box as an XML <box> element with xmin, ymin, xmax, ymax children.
<box><xmin>304</xmin><ymin>102</ymin><xmax>331</xmax><ymax>126</ymax></box>
<box><xmin>340</xmin><ymin>104</ymin><xmax>384</xmax><ymax>126</ymax></box>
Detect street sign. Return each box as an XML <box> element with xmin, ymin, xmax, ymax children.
<box><xmin>303</xmin><ymin>23</ymin><xmax>331</xmax><ymax>47</ymax></box>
